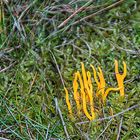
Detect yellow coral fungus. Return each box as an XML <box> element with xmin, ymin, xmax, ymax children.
<box><xmin>73</xmin><ymin>72</ymin><xmax>80</xmax><ymax>115</ymax></box>
<box><xmin>64</xmin><ymin>60</ymin><xmax>127</xmax><ymax>121</ymax></box>
<box><xmin>87</xmin><ymin>71</ymin><xmax>95</xmax><ymax>119</ymax></box>
<box><xmin>90</xmin><ymin>64</ymin><xmax>100</xmax><ymax>88</ymax></box>
<box><xmin>115</xmin><ymin>60</ymin><xmax>127</xmax><ymax>97</ymax></box>
<box><xmin>90</xmin><ymin>65</ymin><xmax>106</xmax><ymax>102</ymax></box>
<box><xmin>87</xmin><ymin>71</ymin><xmax>93</xmax><ymax>97</ymax></box>
<box><xmin>64</xmin><ymin>87</ymin><xmax>72</xmax><ymax>116</ymax></box>
<box><xmin>103</xmin><ymin>87</ymin><xmax>120</xmax><ymax>103</ymax></box>
<box><xmin>77</xmin><ymin>71</ymin><xmax>84</xmax><ymax>90</ymax></box>
<box><xmin>77</xmin><ymin>71</ymin><xmax>91</xmax><ymax>119</ymax></box>
<box><xmin>77</xmin><ymin>69</ymin><xmax>95</xmax><ymax>121</ymax></box>
<box><xmin>81</xmin><ymin>62</ymin><xmax>95</xmax><ymax>120</ymax></box>
<box><xmin>97</xmin><ymin>67</ymin><xmax>106</xmax><ymax>98</ymax></box>
<box><xmin>81</xmin><ymin>62</ymin><xmax>90</xmax><ymax>92</ymax></box>
<box><xmin>81</xmin><ymin>89</ymin><xmax>94</xmax><ymax>120</ymax></box>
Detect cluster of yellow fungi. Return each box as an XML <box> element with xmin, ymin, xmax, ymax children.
<box><xmin>64</xmin><ymin>60</ymin><xmax>127</xmax><ymax>121</ymax></box>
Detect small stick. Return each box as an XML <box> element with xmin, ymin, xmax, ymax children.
<box><xmin>25</xmin><ymin>118</ymin><xmax>34</xmax><ymax>140</ymax></box>
<box><xmin>116</xmin><ymin>116</ymin><xmax>123</xmax><ymax>140</ymax></box>
<box><xmin>0</xmin><ymin>62</ymin><xmax>16</xmax><ymax>73</ymax></box>
<box><xmin>0</xmin><ymin>137</ymin><xmax>10</xmax><ymax>140</ymax></box>
<box><xmin>72</xmin><ymin>0</ymin><xmax>124</xmax><ymax>26</ymax></box>
<box><xmin>58</xmin><ymin>0</ymin><xmax>93</xmax><ymax>28</ymax></box>
<box><xmin>54</xmin><ymin>98</ymin><xmax>70</xmax><ymax>139</ymax></box>
<box><xmin>45</xmin><ymin>124</ymin><xmax>50</xmax><ymax>140</ymax></box>
<box><xmin>28</xmin><ymin>72</ymin><xmax>37</xmax><ymax>94</ymax></box>
<box><xmin>18</xmin><ymin>0</ymin><xmax>37</xmax><ymax>21</ymax></box>
<box><xmin>50</xmin><ymin>51</ymin><xmax>65</xmax><ymax>87</ymax></box>
<box><xmin>96</xmin><ymin>119</ymin><xmax>113</xmax><ymax>140</ymax></box>
<box><xmin>76</xmin><ymin>104</ymin><xmax>139</xmax><ymax>125</ymax></box>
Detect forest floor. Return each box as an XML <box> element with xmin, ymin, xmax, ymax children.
<box><xmin>0</xmin><ymin>0</ymin><xmax>140</xmax><ymax>139</ymax></box>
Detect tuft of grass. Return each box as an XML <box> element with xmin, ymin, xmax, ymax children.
<box><xmin>0</xmin><ymin>0</ymin><xmax>140</xmax><ymax>139</ymax></box>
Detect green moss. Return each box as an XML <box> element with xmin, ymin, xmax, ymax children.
<box><xmin>0</xmin><ymin>0</ymin><xmax>139</xmax><ymax>139</ymax></box>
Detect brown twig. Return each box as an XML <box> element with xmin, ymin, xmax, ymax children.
<box><xmin>0</xmin><ymin>62</ymin><xmax>16</xmax><ymax>73</ymax></box>
<box><xmin>76</xmin><ymin>104</ymin><xmax>139</xmax><ymax>125</ymax></box>
<box><xmin>72</xmin><ymin>0</ymin><xmax>124</xmax><ymax>26</ymax></box>
<box><xmin>58</xmin><ymin>0</ymin><xmax>93</xmax><ymax>28</ymax></box>
<box><xmin>50</xmin><ymin>51</ymin><xmax>65</xmax><ymax>87</ymax></box>
<box><xmin>96</xmin><ymin>119</ymin><xmax>113</xmax><ymax>140</ymax></box>
<box><xmin>45</xmin><ymin>124</ymin><xmax>50</xmax><ymax>140</ymax></box>
<box><xmin>54</xmin><ymin>98</ymin><xmax>70</xmax><ymax>140</ymax></box>
<box><xmin>116</xmin><ymin>116</ymin><xmax>123</xmax><ymax>140</ymax></box>
<box><xmin>0</xmin><ymin>137</ymin><xmax>10</xmax><ymax>140</ymax></box>
<box><xmin>25</xmin><ymin>118</ymin><xmax>34</xmax><ymax>140</ymax></box>
<box><xmin>28</xmin><ymin>72</ymin><xmax>37</xmax><ymax>94</ymax></box>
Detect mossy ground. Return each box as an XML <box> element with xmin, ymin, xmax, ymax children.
<box><xmin>0</xmin><ymin>0</ymin><xmax>140</xmax><ymax>139</ymax></box>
